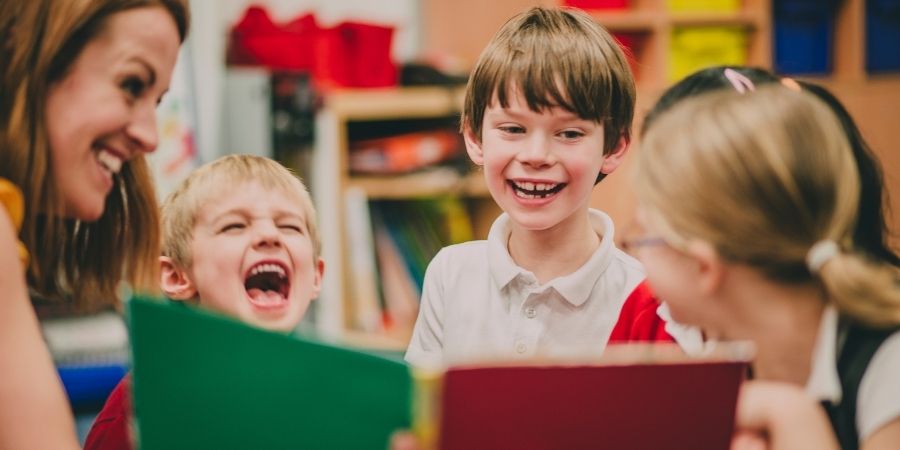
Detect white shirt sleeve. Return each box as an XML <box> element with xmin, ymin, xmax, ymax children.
<box><xmin>404</xmin><ymin>248</ymin><xmax>447</xmax><ymax>369</ymax></box>
<box><xmin>857</xmin><ymin>329</ymin><xmax>900</xmax><ymax>440</ymax></box>
<box><xmin>656</xmin><ymin>302</ymin><xmax>706</xmax><ymax>355</ymax></box>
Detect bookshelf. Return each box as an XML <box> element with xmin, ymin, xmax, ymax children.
<box><xmin>311</xmin><ymin>86</ymin><xmax>499</xmax><ymax>350</ymax></box>
<box><xmin>586</xmin><ymin>0</ymin><xmax>771</xmax><ymax>88</ymax></box>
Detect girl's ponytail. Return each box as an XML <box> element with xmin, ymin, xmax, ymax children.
<box><xmin>813</xmin><ymin>244</ymin><xmax>900</xmax><ymax>328</ymax></box>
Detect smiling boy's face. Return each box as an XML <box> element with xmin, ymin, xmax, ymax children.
<box><xmin>161</xmin><ymin>180</ymin><xmax>323</xmax><ymax>332</ymax></box>
<box><xmin>464</xmin><ymin>88</ymin><xmax>628</xmax><ymax>233</ymax></box>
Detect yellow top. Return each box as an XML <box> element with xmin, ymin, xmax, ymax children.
<box><xmin>0</xmin><ymin>178</ymin><xmax>28</xmax><ymax>266</ymax></box>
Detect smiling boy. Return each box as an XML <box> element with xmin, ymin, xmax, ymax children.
<box><xmin>85</xmin><ymin>154</ymin><xmax>324</xmax><ymax>449</ymax></box>
<box><xmin>405</xmin><ymin>7</ymin><xmax>672</xmax><ymax>368</ymax></box>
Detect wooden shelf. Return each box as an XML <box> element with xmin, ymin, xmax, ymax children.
<box><xmin>324</xmin><ymin>86</ymin><xmax>464</xmax><ymax>121</ymax></box>
<box><xmin>591</xmin><ymin>10</ymin><xmax>659</xmax><ymax>32</ymax></box>
<box><xmin>348</xmin><ymin>169</ymin><xmax>488</xmax><ymax>200</ymax></box>
<box><xmin>669</xmin><ymin>11</ymin><xmax>761</xmax><ymax>28</ymax></box>
<box><xmin>592</xmin><ymin>10</ymin><xmax>762</xmax><ymax>31</ymax></box>
<box><xmin>313</xmin><ymin>86</ymin><xmax>495</xmax><ymax>344</ymax></box>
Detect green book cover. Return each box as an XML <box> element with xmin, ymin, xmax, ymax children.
<box><xmin>128</xmin><ymin>296</ymin><xmax>413</xmax><ymax>450</ymax></box>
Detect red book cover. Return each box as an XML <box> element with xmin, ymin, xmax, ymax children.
<box><xmin>435</xmin><ymin>345</ymin><xmax>750</xmax><ymax>450</ymax></box>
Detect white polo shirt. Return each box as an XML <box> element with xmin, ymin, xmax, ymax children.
<box><xmin>806</xmin><ymin>306</ymin><xmax>900</xmax><ymax>440</ymax></box>
<box><xmin>405</xmin><ymin>209</ymin><xmax>647</xmax><ymax>368</ymax></box>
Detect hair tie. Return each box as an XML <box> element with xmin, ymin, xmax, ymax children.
<box><xmin>807</xmin><ymin>240</ymin><xmax>840</xmax><ymax>274</ymax></box>
<box><xmin>724</xmin><ymin>68</ymin><xmax>755</xmax><ymax>94</ymax></box>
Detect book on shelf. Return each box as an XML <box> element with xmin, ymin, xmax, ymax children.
<box><xmin>365</xmin><ymin>198</ymin><xmax>475</xmax><ymax>335</ymax></box>
<box><xmin>129</xmin><ymin>295</ymin><xmax>752</xmax><ymax>450</ymax></box>
<box><xmin>343</xmin><ymin>186</ymin><xmax>383</xmax><ymax>333</ymax></box>
<box><xmin>371</xmin><ymin>209</ymin><xmax>420</xmax><ymax>336</ymax></box>
<box><xmin>348</xmin><ymin>129</ymin><xmax>462</xmax><ymax>175</ymax></box>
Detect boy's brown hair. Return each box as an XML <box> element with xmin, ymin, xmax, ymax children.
<box><xmin>461</xmin><ymin>6</ymin><xmax>635</xmax><ymax>158</ymax></box>
<box><xmin>161</xmin><ymin>154</ymin><xmax>321</xmax><ymax>269</ymax></box>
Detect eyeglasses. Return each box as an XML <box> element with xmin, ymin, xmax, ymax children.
<box><xmin>621</xmin><ymin>236</ymin><xmax>667</xmax><ymax>253</ymax></box>
<box><xmin>620</xmin><ymin>219</ymin><xmax>668</xmax><ymax>254</ymax></box>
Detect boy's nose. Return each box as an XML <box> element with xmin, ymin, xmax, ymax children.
<box><xmin>518</xmin><ymin>136</ymin><xmax>553</xmax><ymax>167</ymax></box>
<box><xmin>253</xmin><ymin>222</ymin><xmax>282</xmax><ymax>248</ymax></box>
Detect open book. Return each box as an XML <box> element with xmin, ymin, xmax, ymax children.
<box><xmin>128</xmin><ymin>296</ymin><xmax>750</xmax><ymax>450</ymax></box>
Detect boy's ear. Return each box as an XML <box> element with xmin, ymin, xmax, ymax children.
<box><xmin>160</xmin><ymin>256</ymin><xmax>197</xmax><ymax>301</ymax></box>
<box><xmin>310</xmin><ymin>258</ymin><xmax>325</xmax><ymax>299</ymax></box>
<box><xmin>600</xmin><ymin>133</ymin><xmax>631</xmax><ymax>175</ymax></box>
<box><xmin>685</xmin><ymin>240</ymin><xmax>725</xmax><ymax>297</ymax></box>
<box><xmin>462</xmin><ymin>126</ymin><xmax>485</xmax><ymax>166</ymax></box>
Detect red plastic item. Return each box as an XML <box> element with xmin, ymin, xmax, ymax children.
<box><xmin>563</xmin><ymin>0</ymin><xmax>631</xmax><ymax>9</ymax></box>
<box><xmin>613</xmin><ymin>32</ymin><xmax>643</xmax><ymax>80</ymax></box>
<box><xmin>228</xmin><ymin>6</ymin><xmax>319</xmax><ymax>71</ymax></box>
<box><xmin>228</xmin><ymin>6</ymin><xmax>398</xmax><ymax>88</ymax></box>
<box><xmin>349</xmin><ymin>130</ymin><xmax>461</xmax><ymax>174</ymax></box>
<box><xmin>313</xmin><ymin>21</ymin><xmax>397</xmax><ymax>88</ymax></box>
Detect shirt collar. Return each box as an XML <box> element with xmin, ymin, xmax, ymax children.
<box><xmin>805</xmin><ymin>305</ymin><xmax>842</xmax><ymax>403</ymax></box>
<box><xmin>487</xmin><ymin>209</ymin><xmax>617</xmax><ymax>307</ymax></box>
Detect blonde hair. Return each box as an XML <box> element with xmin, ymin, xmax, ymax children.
<box><xmin>161</xmin><ymin>154</ymin><xmax>321</xmax><ymax>269</ymax></box>
<box><xmin>634</xmin><ymin>86</ymin><xmax>900</xmax><ymax>328</ymax></box>
<box><xmin>461</xmin><ymin>6</ymin><xmax>635</xmax><ymax>158</ymax></box>
<box><xmin>0</xmin><ymin>0</ymin><xmax>189</xmax><ymax>312</ymax></box>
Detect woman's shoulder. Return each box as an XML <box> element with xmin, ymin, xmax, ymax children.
<box><xmin>0</xmin><ymin>178</ymin><xmax>28</xmax><ymax>266</ymax></box>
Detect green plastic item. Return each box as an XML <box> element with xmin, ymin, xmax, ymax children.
<box><xmin>128</xmin><ymin>296</ymin><xmax>413</xmax><ymax>450</ymax></box>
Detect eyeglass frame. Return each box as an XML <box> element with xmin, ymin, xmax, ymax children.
<box><xmin>620</xmin><ymin>236</ymin><xmax>667</xmax><ymax>253</ymax></box>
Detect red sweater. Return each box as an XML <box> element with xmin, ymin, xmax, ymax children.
<box><xmin>83</xmin><ymin>374</ymin><xmax>132</xmax><ymax>450</ymax></box>
<box><xmin>608</xmin><ymin>281</ymin><xmax>674</xmax><ymax>343</ymax></box>
<box><xmin>84</xmin><ymin>281</ymin><xmax>673</xmax><ymax>450</ymax></box>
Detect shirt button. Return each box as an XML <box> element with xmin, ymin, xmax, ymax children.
<box><xmin>524</xmin><ymin>306</ymin><xmax>537</xmax><ymax>318</ymax></box>
<box><xmin>516</xmin><ymin>342</ymin><xmax>527</xmax><ymax>354</ymax></box>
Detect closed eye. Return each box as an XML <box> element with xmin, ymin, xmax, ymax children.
<box><xmin>279</xmin><ymin>224</ymin><xmax>304</xmax><ymax>234</ymax></box>
<box><xmin>498</xmin><ymin>125</ymin><xmax>525</xmax><ymax>135</ymax></box>
<box><xmin>220</xmin><ymin>223</ymin><xmax>246</xmax><ymax>233</ymax></box>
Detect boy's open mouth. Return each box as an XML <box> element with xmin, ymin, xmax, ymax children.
<box><xmin>509</xmin><ymin>180</ymin><xmax>566</xmax><ymax>199</ymax></box>
<box><xmin>244</xmin><ymin>262</ymin><xmax>291</xmax><ymax>309</ymax></box>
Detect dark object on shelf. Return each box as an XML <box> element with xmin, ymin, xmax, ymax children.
<box><xmin>59</xmin><ymin>364</ymin><xmax>128</xmax><ymax>413</ymax></box>
<box><xmin>399</xmin><ymin>63</ymin><xmax>468</xmax><ymax>87</ymax></box>
<box><xmin>773</xmin><ymin>0</ymin><xmax>840</xmax><ymax>75</ymax></box>
<box><xmin>867</xmin><ymin>0</ymin><xmax>900</xmax><ymax>73</ymax></box>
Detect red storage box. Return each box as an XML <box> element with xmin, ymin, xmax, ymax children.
<box><xmin>313</xmin><ymin>21</ymin><xmax>397</xmax><ymax>88</ymax></box>
<box><xmin>563</xmin><ymin>0</ymin><xmax>630</xmax><ymax>9</ymax></box>
<box><xmin>228</xmin><ymin>6</ymin><xmax>319</xmax><ymax>71</ymax></box>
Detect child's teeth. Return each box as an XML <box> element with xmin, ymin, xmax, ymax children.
<box><xmin>97</xmin><ymin>150</ymin><xmax>123</xmax><ymax>173</ymax></box>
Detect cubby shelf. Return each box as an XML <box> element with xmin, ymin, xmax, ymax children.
<box><xmin>312</xmin><ymin>87</ymin><xmax>493</xmax><ymax>350</ymax></box>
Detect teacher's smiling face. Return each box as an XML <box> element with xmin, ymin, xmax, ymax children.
<box><xmin>44</xmin><ymin>5</ymin><xmax>180</xmax><ymax>221</ymax></box>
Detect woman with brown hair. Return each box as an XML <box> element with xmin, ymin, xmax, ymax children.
<box><xmin>0</xmin><ymin>0</ymin><xmax>189</xmax><ymax>446</ymax></box>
